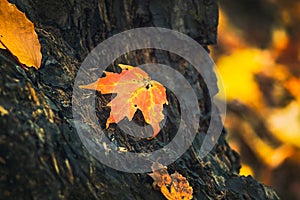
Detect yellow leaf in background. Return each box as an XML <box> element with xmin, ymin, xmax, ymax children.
<box><xmin>272</xmin><ymin>28</ymin><xmax>289</xmax><ymax>57</ymax></box>
<box><xmin>268</xmin><ymin>101</ymin><xmax>300</xmax><ymax>148</ymax></box>
<box><xmin>0</xmin><ymin>0</ymin><xmax>42</xmax><ymax>69</ymax></box>
<box><xmin>285</xmin><ymin>77</ymin><xmax>300</xmax><ymax>104</ymax></box>
<box><xmin>216</xmin><ymin>49</ymin><xmax>263</xmax><ymax>105</ymax></box>
<box><xmin>239</xmin><ymin>163</ymin><xmax>254</xmax><ymax>177</ymax></box>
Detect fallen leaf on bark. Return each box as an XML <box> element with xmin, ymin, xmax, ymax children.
<box><xmin>0</xmin><ymin>0</ymin><xmax>42</xmax><ymax>69</ymax></box>
<box><xmin>149</xmin><ymin>162</ymin><xmax>193</xmax><ymax>200</ymax></box>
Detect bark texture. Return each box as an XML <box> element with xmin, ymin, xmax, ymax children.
<box><xmin>0</xmin><ymin>0</ymin><xmax>279</xmax><ymax>199</ymax></box>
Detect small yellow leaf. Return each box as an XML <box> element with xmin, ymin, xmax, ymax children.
<box><xmin>0</xmin><ymin>0</ymin><xmax>42</xmax><ymax>69</ymax></box>
<box><xmin>149</xmin><ymin>163</ymin><xmax>193</xmax><ymax>200</ymax></box>
<box><xmin>0</xmin><ymin>105</ymin><xmax>8</xmax><ymax>116</ymax></box>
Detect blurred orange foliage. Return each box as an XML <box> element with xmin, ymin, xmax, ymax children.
<box><xmin>212</xmin><ymin>2</ymin><xmax>300</xmax><ymax>199</ymax></box>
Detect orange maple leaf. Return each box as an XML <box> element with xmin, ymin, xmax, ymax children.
<box><xmin>0</xmin><ymin>0</ymin><xmax>42</xmax><ymax>69</ymax></box>
<box><xmin>80</xmin><ymin>64</ymin><xmax>168</xmax><ymax>138</ymax></box>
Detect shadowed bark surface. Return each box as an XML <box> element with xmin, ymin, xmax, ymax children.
<box><xmin>0</xmin><ymin>0</ymin><xmax>279</xmax><ymax>199</ymax></box>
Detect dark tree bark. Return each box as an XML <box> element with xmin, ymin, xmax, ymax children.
<box><xmin>0</xmin><ymin>0</ymin><xmax>279</xmax><ymax>199</ymax></box>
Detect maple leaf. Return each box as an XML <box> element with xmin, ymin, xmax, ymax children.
<box><xmin>0</xmin><ymin>0</ymin><xmax>42</xmax><ymax>69</ymax></box>
<box><xmin>80</xmin><ymin>64</ymin><xmax>168</xmax><ymax>138</ymax></box>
